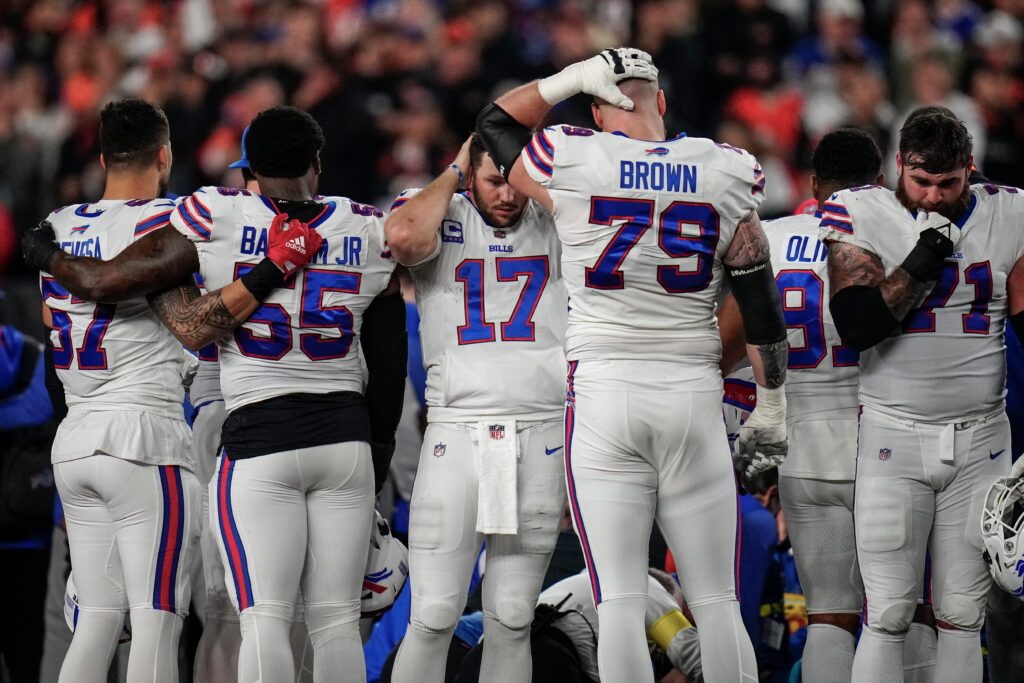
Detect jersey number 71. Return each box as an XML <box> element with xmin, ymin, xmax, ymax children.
<box><xmin>585</xmin><ymin>197</ymin><xmax>720</xmax><ymax>292</ymax></box>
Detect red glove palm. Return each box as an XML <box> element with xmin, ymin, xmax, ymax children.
<box><xmin>266</xmin><ymin>213</ymin><xmax>324</xmax><ymax>277</ymax></box>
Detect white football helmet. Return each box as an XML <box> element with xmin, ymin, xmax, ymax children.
<box><xmin>981</xmin><ymin>477</ymin><xmax>1024</xmax><ymax>599</ymax></box>
<box><xmin>362</xmin><ymin>511</ymin><xmax>409</xmax><ymax>617</ymax></box>
<box><xmin>64</xmin><ymin>572</ymin><xmax>133</xmax><ymax>642</ymax></box>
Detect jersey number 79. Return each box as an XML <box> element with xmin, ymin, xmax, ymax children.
<box><xmin>584</xmin><ymin>197</ymin><xmax>720</xmax><ymax>292</ymax></box>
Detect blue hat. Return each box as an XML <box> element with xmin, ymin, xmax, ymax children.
<box><xmin>228</xmin><ymin>126</ymin><xmax>250</xmax><ymax>169</ymax></box>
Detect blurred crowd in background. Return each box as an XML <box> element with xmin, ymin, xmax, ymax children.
<box><xmin>0</xmin><ymin>0</ymin><xmax>1022</xmax><ymax>307</ymax></box>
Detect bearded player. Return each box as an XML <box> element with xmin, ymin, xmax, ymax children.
<box><xmin>822</xmin><ymin>106</ymin><xmax>1024</xmax><ymax>683</ymax></box>
<box><xmin>385</xmin><ymin>134</ymin><xmax>566</xmax><ymax>683</ymax></box>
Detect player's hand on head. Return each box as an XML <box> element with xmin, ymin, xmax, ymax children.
<box><xmin>454</xmin><ymin>136</ymin><xmax>473</xmax><ymax>172</ymax></box>
<box><xmin>539</xmin><ymin>47</ymin><xmax>658</xmax><ymax>110</ymax></box>
<box><xmin>266</xmin><ymin>213</ymin><xmax>324</xmax><ymax>277</ymax></box>
<box><xmin>22</xmin><ymin>219</ymin><xmax>60</xmax><ymax>271</ymax></box>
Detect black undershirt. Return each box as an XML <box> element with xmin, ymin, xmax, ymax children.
<box><xmin>221</xmin><ymin>391</ymin><xmax>371</xmax><ymax>460</ymax></box>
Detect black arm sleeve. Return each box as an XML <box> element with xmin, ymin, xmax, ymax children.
<box><xmin>476</xmin><ymin>103</ymin><xmax>534</xmax><ymax>180</ymax></box>
<box><xmin>360</xmin><ymin>292</ymin><xmax>408</xmax><ymax>493</ymax></box>
<box><xmin>829</xmin><ymin>285</ymin><xmax>901</xmax><ymax>352</ymax></box>
<box><xmin>724</xmin><ymin>260</ymin><xmax>787</xmax><ymax>345</ymax></box>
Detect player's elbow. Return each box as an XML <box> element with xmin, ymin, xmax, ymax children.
<box><xmin>383</xmin><ymin>216</ymin><xmax>429</xmax><ymax>267</ymax></box>
<box><xmin>829</xmin><ymin>285</ymin><xmax>900</xmax><ymax>352</ymax></box>
<box><xmin>79</xmin><ymin>273</ymin><xmax>127</xmax><ymax>303</ymax></box>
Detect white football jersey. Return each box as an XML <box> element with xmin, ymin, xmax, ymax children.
<box><xmin>170</xmin><ymin>187</ymin><xmax>395</xmax><ymax>413</ymax></box>
<box><xmin>394</xmin><ymin>190</ymin><xmax>566</xmax><ymax>422</ymax></box>
<box><xmin>819</xmin><ymin>184</ymin><xmax>1024</xmax><ymax>422</ymax></box>
<box><xmin>41</xmin><ymin>199</ymin><xmax>184</xmax><ymax>415</ymax></box>
<box><xmin>767</xmin><ymin>212</ymin><xmax>859</xmax><ymax>418</ymax></box>
<box><xmin>521</xmin><ymin>126</ymin><xmax>765</xmax><ymax>364</ymax></box>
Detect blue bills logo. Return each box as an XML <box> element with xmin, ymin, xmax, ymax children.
<box><xmin>645</xmin><ymin>147</ymin><xmax>670</xmax><ymax>156</ymax></box>
<box><xmin>433</xmin><ymin>443</ymin><xmax>446</xmax><ymax>457</ymax></box>
<box><xmin>489</xmin><ymin>425</ymin><xmax>505</xmax><ymax>440</ymax></box>
<box><xmin>879</xmin><ymin>448</ymin><xmax>892</xmax><ymax>461</ymax></box>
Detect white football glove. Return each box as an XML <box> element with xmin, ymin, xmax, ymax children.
<box><xmin>734</xmin><ymin>385</ymin><xmax>788</xmax><ymax>485</ymax></box>
<box><xmin>1010</xmin><ymin>456</ymin><xmax>1024</xmax><ymax>481</ymax></box>
<box><xmin>915</xmin><ymin>210</ymin><xmax>961</xmax><ymax>247</ymax></box>
<box><xmin>538</xmin><ymin>47</ymin><xmax>658</xmax><ymax>110</ymax></box>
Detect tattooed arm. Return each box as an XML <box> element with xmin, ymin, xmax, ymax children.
<box><xmin>722</xmin><ymin>210</ymin><xmax>788</xmax><ymax>390</ymax></box>
<box><xmin>147</xmin><ymin>279</ymin><xmax>261</xmax><ymax>351</ymax></box>
<box><xmin>48</xmin><ymin>227</ymin><xmax>200</xmax><ymax>303</ymax></box>
<box><xmin>827</xmin><ymin>241</ymin><xmax>932</xmax><ymax>320</ymax></box>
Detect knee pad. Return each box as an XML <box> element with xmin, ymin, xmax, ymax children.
<box><xmin>304</xmin><ymin>600</ymin><xmax>360</xmax><ymax>636</ymax></box>
<box><xmin>488</xmin><ymin>594</ymin><xmax>535</xmax><ymax>632</ymax></box>
<box><xmin>934</xmin><ymin>594</ymin><xmax>985</xmax><ymax>631</ymax></box>
<box><xmin>411</xmin><ymin>596</ymin><xmax>461</xmax><ymax>635</ymax></box>
<box><xmin>871</xmin><ymin>600</ymin><xmax>916</xmax><ymax>634</ymax></box>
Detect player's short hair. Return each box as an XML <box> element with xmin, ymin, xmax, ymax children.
<box><xmin>99</xmin><ymin>99</ymin><xmax>169</xmax><ymax>170</ymax></box>
<box><xmin>245</xmin><ymin>106</ymin><xmax>325</xmax><ymax>179</ymax></box>
<box><xmin>898</xmin><ymin>105</ymin><xmax>973</xmax><ymax>174</ymax></box>
<box><xmin>812</xmin><ymin>128</ymin><xmax>882</xmax><ymax>189</ymax></box>
<box><xmin>469</xmin><ymin>133</ymin><xmax>488</xmax><ymax>170</ymax></box>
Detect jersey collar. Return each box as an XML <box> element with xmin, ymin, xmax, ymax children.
<box><xmin>907</xmin><ymin>191</ymin><xmax>977</xmax><ymax>228</ymax></box>
<box><xmin>610</xmin><ymin>131</ymin><xmax>687</xmax><ymax>142</ymax></box>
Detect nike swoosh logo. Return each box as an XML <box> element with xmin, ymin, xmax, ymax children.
<box><xmin>545</xmin><ymin>446</ymin><xmax>563</xmax><ymax>456</ymax></box>
<box><xmin>990</xmin><ymin>450</ymin><xmax>1005</xmax><ymax>460</ymax></box>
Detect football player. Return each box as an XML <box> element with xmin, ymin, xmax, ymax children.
<box><xmin>21</xmin><ymin>99</ymin><xmax>278</xmax><ymax>683</ymax></box>
<box><xmin>385</xmin><ymin>134</ymin><xmax>567</xmax><ymax>683</ymax></box>
<box><xmin>822</xmin><ymin>106</ymin><xmax>1024</xmax><ymax>683</ymax></box>
<box><xmin>476</xmin><ymin>48</ymin><xmax>788</xmax><ymax>682</ymax></box>
<box><xmin>720</xmin><ymin>128</ymin><xmax>939</xmax><ymax>682</ymax></box>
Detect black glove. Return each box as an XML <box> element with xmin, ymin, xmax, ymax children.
<box><xmin>900</xmin><ymin>227</ymin><xmax>954</xmax><ymax>282</ymax></box>
<box><xmin>22</xmin><ymin>220</ymin><xmax>60</xmax><ymax>271</ymax></box>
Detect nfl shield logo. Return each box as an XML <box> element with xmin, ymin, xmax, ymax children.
<box><xmin>489</xmin><ymin>425</ymin><xmax>505</xmax><ymax>440</ymax></box>
<box><xmin>433</xmin><ymin>443</ymin><xmax>446</xmax><ymax>458</ymax></box>
<box><xmin>879</xmin><ymin>448</ymin><xmax>892</xmax><ymax>461</ymax></box>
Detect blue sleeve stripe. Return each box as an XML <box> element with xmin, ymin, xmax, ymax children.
<box><xmin>134</xmin><ymin>211</ymin><xmax>172</xmax><ymax>235</ymax></box>
<box><xmin>822</xmin><ymin>202</ymin><xmax>849</xmax><ymax>216</ymax></box>
<box><xmin>191</xmin><ymin>193</ymin><xmax>212</xmax><ymax>220</ymax></box>
<box><xmin>177</xmin><ymin>203</ymin><xmax>211</xmax><ymax>240</ymax></box>
<box><xmin>820</xmin><ymin>217</ymin><xmax>854</xmax><ymax>234</ymax></box>
<box><xmin>537</xmin><ymin>130</ymin><xmax>555</xmax><ymax>158</ymax></box>
<box><xmin>525</xmin><ymin>142</ymin><xmax>553</xmax><ymax>177</ymax></box>
<box><xmin>390</xmin><ymin>198</ymin><xmax>409</xmax><ymax>211</ymax></box>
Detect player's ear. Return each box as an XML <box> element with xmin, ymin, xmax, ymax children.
<box><xmin>590</xmin><ymin>102</ymin><xmax>603</xmax><ymax>130</ymax></box>
<box><xmin>657</xmin><ymin>90</ymin><xmax>666</xmax><ymax>117</ymax></box>
<box><xmin>876</xmin><ymin>173</ymin><xmax>885</xmax><ymax>186</ymax></box>
<box><xmin>895</xmin><ymin>152</ymin><xmax>903</xmax><ymax>174</ymax></box>
<box><xmin>99</xmin><ymin>153</ymin><xmax>107</xmax><ymax>170</ymax></box>
<box><xmin>156</xmin><ymin>144</ymin><xmax>171</xmax><ymax>171</ymax></box>
<box><xmin>810</xmin><ymin>175</ymin><xmax>819</xmax><ymax>200</ymax></box>
<box><xmin>313</xmin><ymin>153</ymin><xmax>322</xmax><ymax>176</ymax></box>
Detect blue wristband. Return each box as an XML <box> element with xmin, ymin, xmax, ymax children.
<box><xmin>447</xmin><ymin>163</ymin><xmax>465</xmax><ymax>190</ymax></box>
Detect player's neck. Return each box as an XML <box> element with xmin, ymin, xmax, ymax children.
<box><xmin>101</xmin><ymin>169</ymin><xmax>161</xmax><ymax>201</ymax></box>
<box><xmin>257</xmin><ymin>177</ymin><xmax>315</xmax><ymax>202</ymax></box>
<box><xmin>605</xmin><ymin>119</ymin><xmax>666</xmax><ymax>142</ymax></box>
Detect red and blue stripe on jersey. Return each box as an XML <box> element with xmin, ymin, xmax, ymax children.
<box><xmin>820</xmin><ymin>200</ymin><xmax>853</xmax><ymax>234</ymax></box>
<box><xmin>524</xmin><ymin>129</ymin><xmax>555</xmax><ymax>178</ymax></box>
<box><xmin>177</xmin><ymin>192</ymin><xmax>214</xmax><ymax>240</ymax></box>
<box><xmin>134</xmin><ymin>206</ymin><xmax>175</xmax><ymax>237</ymax></box>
